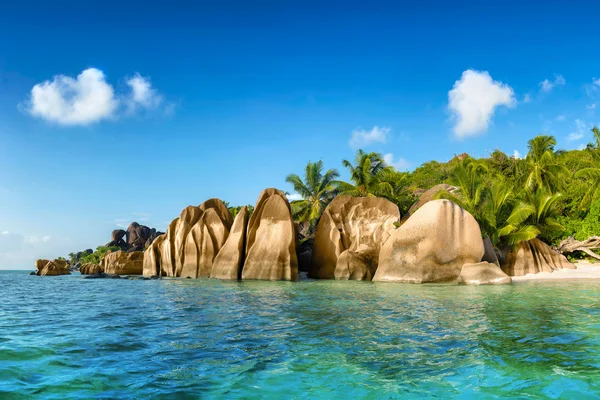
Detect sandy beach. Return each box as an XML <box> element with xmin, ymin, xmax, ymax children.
<box><xmin>512</xmin><ymin>260</ymin><xmax>600</xmax><ymax>282</ymax></box>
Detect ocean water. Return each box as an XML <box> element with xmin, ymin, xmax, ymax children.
<box><xmin>1</xmin><ymin>271</ymin><xmax>599</xmax><ymax>399</ymax></box>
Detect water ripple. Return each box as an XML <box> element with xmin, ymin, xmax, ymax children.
<box><xmin>1</xmin><ymin>271</ymin><xmax>600</xmax><ymax>399</ymax></box>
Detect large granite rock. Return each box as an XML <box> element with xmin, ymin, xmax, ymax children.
<box><xmin>242</xmin><ymin>188</ymin><xmax>298</xmax><ymax>281</ymax></box>
<box><xmin>144</xmin><ymin>199</ymin><xmax>233</xmax><ymax>278</ymax></box>
<box><xmin>501</xmin><ymin>238</ymin><xmax>575</xmax><ymax>276</ymax></box>
<box><xmin>211</xmin><ymin>206</ymin><xmax>249</xmax><ymax>280</ymax></box>
<box><xmin>80</xmin><ymin>262</ymin><xmax>102</xmax><ymax>275</ymax></box>
<box><xmin>373</xmin><ymin>199</ymin><xmax>484</xmax><ymax>283</ymax></box>
<box><xmin>457</xmin><ymin>262</ymin><xmax>512</xmax><ymax>285</ymax></box>
<box><xmin>310</xmin><ymin>196</ymin><xmax>400</xmax><ymax>280</ymax></box>
<box><xmin>36</xmin><ymin>259</ymin><xmax>71</xmax><ymax>276</ymax></box>
<box><xmin>403</xmin><ymin>184</ymin><xmax>459</xmax><ymax>222</ymax></box>
<box><xmin>101</xmin><ymin>250</ymin><xmax>144</xmax><ymax>275</ymax></box>
<box><xmin>126</xmin><ymin>222</ymin><xmax>162</xmax><ymax>252</ymax></box>
<box><xmin>143</xmin><ymin>234</ymin><xmax>165</xmax><ymax>277</ymax></box>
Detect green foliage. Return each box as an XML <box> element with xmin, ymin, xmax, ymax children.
<box><xmin>336</xmin><ymin>150</ymin><xmax>393</xmax><ymax>197</ymax></box>
<box><xmin>576</xmin><ymin>197</ymin><xmax>600</xmax><ymax>240</ymax></box>
<box><xmin>227</xmin><ymin>205</ymin><xmax>254</xmax><ymax>219</ymax></box>
<box><xmin>78</xmin><ymin>245</ymin><xmax>121</xmax><ymax>265</ymax></box>
<box><xmin>286</xmin><ymin>160</ymin><xmax>340</xmax><ymax>231</ymax></box>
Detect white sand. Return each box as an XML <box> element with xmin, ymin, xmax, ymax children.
<box><xmin>511</xmin><ymin>260</ymin><xmax>600</xmax><ymax>282</ymax></box>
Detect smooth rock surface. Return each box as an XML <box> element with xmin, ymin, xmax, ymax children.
<box><xmin>457</xmin><ymin>262</ymin><xmax>512</xmax><ymax>285</ymax></box>
<box><xmin>310</xmin><ymin>196</ymin><xmax>400</xmax><ymax>280</ymax></box>
<box><xmin>242</xmin><ymin>188</ymin><xmax>298</xmax><ymax>281</ymax></box>
<box><xmin>374</xmin><ymin>200</ymin><xmax>484</xmax><ymax>283</ymax></box>
<box><xmin>482</xmin><ymin>237</ymin><xmax>500</xmax><ymax>266</ymax></box>
<box><xmin>211</xmin><ymin>206</ymin><xmax>249</xmax><ymax>280</ymax></box>
<box><xmin>501</xmin><ymin>238</ymin><xmax>575</xmax><ymax>276</ymax></box>
<box><xmin>101</xmin><ymin>250</ymin><xmax>144</xmax><ymax>275</ymax></box>
<box><xmin>80</xmin><ymin>263</ymin><xmax>102</xmax><ymax>275</ymax></box>
<box><xmin>404</xmin><ymin>184</ymin><xmax>459</xmax><ymax>221</ymax></box>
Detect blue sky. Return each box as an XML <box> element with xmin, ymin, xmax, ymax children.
<box><xmin>1</xmin><ymin>0</ymin><xmax>600</xmax><ymax>268</ymax></box>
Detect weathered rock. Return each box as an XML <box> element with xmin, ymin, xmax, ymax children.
<box><xmin>457</xmin><ymin>262</ymin><xmax>512</xmax><ymax>285</ymax></box>
<box><xmin>144</xmin><ymin>199</ymin><xmax>233</xmax><ymax>278</ymax></box>
<box><xmin>29</xmin><ymin>271</ymin><xmax>36</xmax><ymax>276</ymax></box>
<box><xmin>211</xmin><ymin>206</ymin><xmax>249</xmax><ymax>280</ymax></box>
<box><xmin>38</xmin><ymin>259</ymin><xmax>71</xmax><ymax>276</ymax></box>
<box><xmin>35</xmin><ymin>259</ymin><xmax>50</xmax><ymax>272</ymax></box>
<box><xmin>242</xmin><ymin>188</ymin><xmax>298</xmax><ymax>281</ymax></box>
<box><xmin>143</xmin><ymin>234</ymin><xmax>165</xmax><ymax>277</ymax></box>
<box><xmin>482</xmin><ymin>237</ymin><xmax>500</xmax><ymax>266</ymax></box>
<box><xmin>80</xmin><ymin>262</ymin><xmax>102</xmax><ymax>275</ymax></box>
<box><xmin>501</xmin><ymin>238</ymin><xmax>575</xmax><ymax>276</ymax></box>
<box><xmin>101</xmin><ymin>250</ymin><xmax>144</xmax><ymax>275</ymax></box>
<box><xmin>373</xmin><ymin>200</ymin><xmax>484</xmax><ymax>283</ymax></box>
<box><xmin>403</xmin><ymin>184</ymin><xmax>459</xmax><ymax>221</ymax></box>
<box><xmin>112</xmin><ymin>229</ymin><xmax>126</xmax><ymax>243</ymax></box>
<box><xmin>310</xmin><ymin>196</ymin><xmax>400</xmax><ymax>280</ymax></box>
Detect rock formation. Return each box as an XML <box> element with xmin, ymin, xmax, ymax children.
<box><xmin>482</xmin><ymin>237</ymin><xmax>500</xmax><ymax>266</ymax></box>
<box><xmin>373</xmin><ymin>199</ymin><xmax>484</xmax><ymax>283</ymax></box>
<box><xmin>80</xmin><ymin>263</ymin><xmax>102</xmax><ymax>275</ymax></box>
<box><xmin>101</xmin><ymin>250</ymin><xmax>144</xmax><ymax>275</ymax></box>
<box><xmin>211</xmin><ymin>206</ymin><xmax>249</xmax><ymax>280</ymax></box>
<box><xmin>310</xmin><ymin>196</ymin><xmax>400</xmax><ymax>280</ymax></box>
<box><xmin>403</xmin><ymin>184</ymin><xmax>459</xmax><ymax>222</ymax></box>
<box><xmin>105</xmin><ymin>223</ymin><xmax>163</xmax><ymax>252</ymax></box>
<box><xmin>35</xmin><ymin>259</ymin><xmax>71</xmax><ymax>276</ymax></box>
<box><xmin>457</xmin><ymin>262</ymin><xmax>512</xmax><ymax>285</ymax></box>
<box><xmin>501</xmin><ymin>238</ymin><xmax>575</xmax><ymax>276</ymax></box>
<box><xmin>242</xmin><ymin>189</ymin><xmax>298</xmax><ymax>281</ymax></box>
<box><xmin>144</xmin><ymin>199</ymin><xmax>233</xmax><ymax>278</ymax></box>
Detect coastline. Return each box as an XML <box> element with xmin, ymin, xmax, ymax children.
<box><xmin>512</xmin><ymin>261</ymin><xmax>600</xmax><ymax>282</ymax></box>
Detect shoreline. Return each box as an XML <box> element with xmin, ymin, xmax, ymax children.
<box><xmin>511</xmin><ymin>261</ymin><xmax>600</xmax><ymax>282</ymax></box>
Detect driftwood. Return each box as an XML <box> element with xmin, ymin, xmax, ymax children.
<box><xmin>558</xmin><ymin>236</ymin><xmax>600</xmax><ymax>260</ymax></box>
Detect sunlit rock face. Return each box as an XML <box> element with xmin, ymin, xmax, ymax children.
<box><xmin>457</xmin><ymin>262</ymin><xmax>512</xmax><ymax>285</ymax></box>
<box><xmin>310</xmin><ymin>196</ymin><xmax>400</xmax><ymax>281</ymax></box>
<box><xmin>144</xmin><ymin>199</ymin><xmax>233</xmax><ymax>278</ymax></box>
<box><xmin>242</xmin><ymin>189</ymin><xmax>298</xmax><ymax>281</ymax></box>
<box><xmin>403</xmin><ymin>184</ymin><xmax>459</xmax><ymax>222</ymax></box>
<box><xmin>101</xmin><ymin>250</ymin><xmax>144</xmax><ymax>275</ymax></box>
<box><xmin>211</xmin><ymin>206</ymin><xmax>249</xmax><ymax>280</ymax></box>
<box><xmin>374</xmin><ymin>200</ymin><xmax>484</xmax><ymax>283</ymax></box>
<box><xmin>501</xmin><ymin>238</ymin><xmax>575</xmax><ymax>276</ymax></box>
<box><xmin>80</xmin><ymin>263</ymin><xmax>102</xmax><ymax>275</ymax></box>
<box><xmin>36</xmin><ymin>259</ymin><xmax>71</xmax><ymax>276</ymax></box>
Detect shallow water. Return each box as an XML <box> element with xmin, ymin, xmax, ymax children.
<box><xmin>1</xmin><ymin>271</ymin><xmax>599</xmax><ymax>399</ymax></box>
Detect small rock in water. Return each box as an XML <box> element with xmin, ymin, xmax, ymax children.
<box><xmin>149</xmin><ymin>276</ymin><xmax>160</xmax><ymax>280</ymax></box>
<box><xmin>29</xmin><ymin>271</ymin><xmax>36</xmax><ymax>276</ymax></box>
<box><xmin>83</xmin><ymin>273</ymin><xmax>122</xmax><ymax>279</ymax></box>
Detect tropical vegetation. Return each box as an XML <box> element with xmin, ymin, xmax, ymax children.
<box><xmin>286</xmin><ymin>129</ymin><xmax>600</xmax><ymax>259</ymax></box>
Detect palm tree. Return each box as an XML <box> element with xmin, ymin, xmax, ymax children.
<box><xmin>575</xmin><ymin>127</ymin><xmax>600</xmax><ymax>209</ymax></box>
<box><xmin>377</xmin><ymin>168</ymin><xmax>414</xmax><ymax>214</ymax></box>
<box><xmin>523</xmin><ymin>189</ymin><xmax>564</xmax><ymax>241</ymax></box>
<box><xmin>483</xmin><ymin>181</ymin><xmax>539</xmax><ymax>247</ymax></box>
<box><xmin>434</xmin><ymin>157</ymin><xmax>488</xmax><ymax>218</ymax></box>
<box><xmin>524</xmin><ymin>135</ymin><xmax>569</xmax><ymax>192</ymax></box>
<box><xmin>285</xmin><ymin>160</ymin><xmax>339</xmax><ymax>228</ymax></box>
<box><xmin>336</xmin><ymin>150</ymin><xmax>393</xmax><ymax>197</ymax></box>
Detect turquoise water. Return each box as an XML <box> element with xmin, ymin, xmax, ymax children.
<box><xmin>1</xmin><ymin>271</ymin><xmax>600</xmax><ymax>399</ymax></box>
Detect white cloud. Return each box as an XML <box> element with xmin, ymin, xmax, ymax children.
<box><xmin>383</xmin><ymin>153</ymin><xmax>410</xmax><ymax>171</ymax></box>
<box><xmin>349</xmin><ymin>126</ymin><xmax>390</xmax><ymax>148</ymax></box>
<box><xmin>26</xmin><ymin>68</ymin><xmax>169</xmax><ymax>125</ymax></box>
<box><xmin>523</xmin><ymin>94</ymin><xmax>532</xmax><ymax>103</ymax></box>
<box><xmin>126</xmin><ymin>73</ymin><xmax>162</xmax><ymax>111</ymax></box>
<box><xmin>578</xmin><ymin>143</ymin><xmax>587</xmax><ymax>150</ymax></box>
<box><xmin>568</xmin><ymin>119</ymin><xmax>588</xmax><ymax>141</ymax></box>
<box><xmin>287</xmin><ymin>193</ymin><xmax>303</xmax><ymax>201</ymax></box>
<box><xmin>568</xmin><ymin>132</ymin><xmax>584</xmax><ymax>141</ymax></box>
<box><xmin>28</xmin><ymin>68</ymin><xmax>118</xmax><ymax>125</ymax></box>
<box><xmin>556</xmin><ymin>115</ymin><xmax>566</xmax><ymax>121</ymax></box>
<box><xmin>513</xmin><ymin>150</ymin><xmax>522</xmax><ymax>159</ymax></box>
<box><xmin>539</xmin><ymin>74</ymin><xmax>565</xmax><ymax>93</ymax></box>
<box><xmin>587</xmin><ymin>104</ymin><xmax>596</xmax><ymax>110</ymax></box>
<box><xmin>448</xmin><ymin>69</ymin><xmax>516</xmax><ymax>138</ymax></box>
